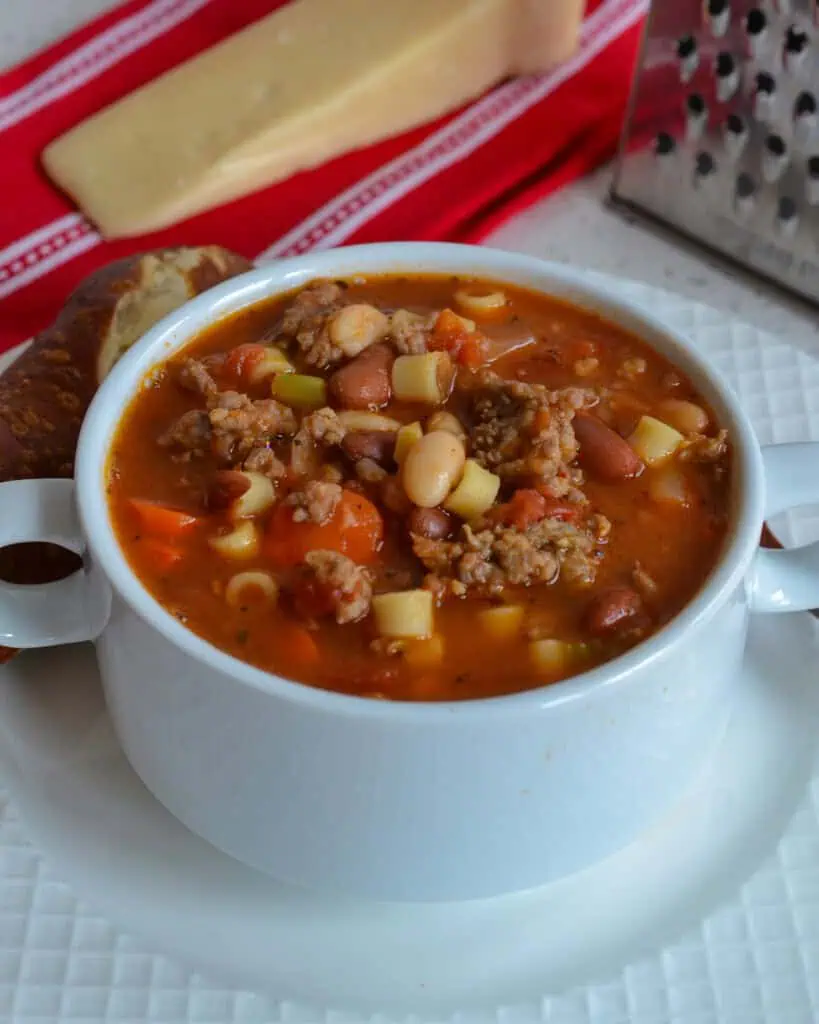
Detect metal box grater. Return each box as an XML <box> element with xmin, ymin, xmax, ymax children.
<box><xmin>611</xmin><ymin>0</ymin><xmax>819</xmax><ymax>305</ymax></box>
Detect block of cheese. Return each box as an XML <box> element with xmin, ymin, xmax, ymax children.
<box><xmin>42</xmin><ymin>0</ymin><xmax>583</xmax><ymax>239</ymax></box>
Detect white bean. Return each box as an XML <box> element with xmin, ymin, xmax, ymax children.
<box><xmin>426</xmin><ymin>410</ymin><xmax>466</xmax><ymax>439</ymax></box>
<box><xmin>329</xmin><ymin>304</ymin><xmax>389</xmax><ymax>357</ymax></box>
<box><xmin>402</xmin><ymin>430</ymin><xmax>466</xmax><ymax>508</ymax></box>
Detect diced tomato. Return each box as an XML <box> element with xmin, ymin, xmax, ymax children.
<box><xmin>265</xmin><ymin>489</ymin><xmax>384</xmax><ymax>567</ymax></box>
<box><xmin>223</xmin><ymin>343</ymin><xmax>265</xmax><ymax>381</ymax></box>
<box><xmin>490</xmin><ymin>489</ymin><xmax>580</xmax><ymax>529</ymax></box>
<box><xmin>532</xmin><ymin>489</ymin><xmax>581</xmax><ymax>522</ymax></box>
<box><xmin>500</xmin><ymin>489</ymin><xmax>548</xmax><ymax>529</ymax></box>
<box><xmin>129</xmin><ymin>499</ymin><xmax>199</xmax><ymax>537</ymax></box>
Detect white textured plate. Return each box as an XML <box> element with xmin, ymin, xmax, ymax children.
<box><xmin>1</xmin><ymin>272</ymin><xmax>819</xmax><ymax>1024</ymax></box>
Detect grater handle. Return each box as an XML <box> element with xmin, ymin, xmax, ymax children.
<box><xmin>747</xmin><ymin>444</ymin><xmax>819</xmax><ymax>613</ymax></box>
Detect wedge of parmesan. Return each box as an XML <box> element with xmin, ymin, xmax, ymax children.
<box><xmin>42</xmin><ymin>0</ymin><xmax>583</xmax><ymax>238</ymax></box>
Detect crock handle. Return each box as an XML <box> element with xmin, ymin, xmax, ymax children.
<box><xmin>0</xmin><ymin>479</ymin><xmax>110</xmax><ymax>648</ymax></box>
<box><xmin>747</xmin><ymin>444</ymin><xmax>819</xmax><ymax>613</ymax></box>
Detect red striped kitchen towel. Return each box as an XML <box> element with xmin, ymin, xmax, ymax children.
<box><xmin>0</xmin><ymin>0</ymin><xmax>647</xmax><ymax>353</ymax></box>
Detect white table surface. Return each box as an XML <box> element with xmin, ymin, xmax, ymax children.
<box><xmin>1</xmin><ymin>3</ymin><xmax>818</xmax><ymax>353</ymax></box>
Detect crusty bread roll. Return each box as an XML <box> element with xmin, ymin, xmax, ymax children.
<box><xmin>0</xmin><ymin>245</ymin><xmax>251</xmax><ymax>662</ymax></box>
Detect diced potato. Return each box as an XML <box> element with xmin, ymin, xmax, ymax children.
<box><xmin>404</xmin><ymin>634</ymin><xmax>445</xmax><ymax>669</ymax></box>
<box><xmin>477</xmin><ymin>605</ymin><xmax>524</xmax><ymax>641</ymax></box>
<box><xmin>209</xmin><ymin>520</ymin><xmax>260</xmax><ymax>560</ymax></box>
<box><xmin>444</xmin><ymin>459</ymin><xmax>501</xmax><ymax>520</ymax></box>
<box><xmin>392</xmin><ymin>352</ymin><xmax>453</xmax><ymax>404</ymax></box>
<box><xmin>529</xmin><ymin>638</ymin><xmax>589</xmax><ymax>674</ymax></box>
<box><xmin>337</xmin><ymin>410</ymin><xmax>402</xmax><ymax>432</ymax></box>
<box><xmin>230</xmin><ymin>472</ymin><xmax>276</xmax><ymax>520</ymax></box>
<box><xmin>271</xmin><ymin>373</ymin><xmax>327</xmax><ymax>409</ymax></box>
<box><xmin>648</xmin><ymin>465</ymin><xmax>690</xmax><ymax>506</ymax></box>
<box><xmin>627</xmin><ymin>415</ymin><xmax>684</xmax><ymax>467</ymax></box>
<box><xmin>225</xmin><ymin>570</ymin><xmax>279</xmax><ymax>607</ymax></box>
<box><xmin>372</xmin><ymin>590</ymin><xmax>434</xmax><ymax>639</ymax></box>
<box><xmin>394</xmin><ymin>421</ymin><xmax>424</xmax><ymax>464</ymax></box>
<box><xmin>248</xmin><ymin>346</ymin><xmax>294</xmax><ymax>383</ymax></box>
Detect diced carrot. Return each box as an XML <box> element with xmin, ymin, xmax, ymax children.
<box><xmin>532</xmin><ymin>489</ymin><xmax>580</xmax><ymax>522</ymax></box>
<box><xmin>533</xmin><ymin>409</ymin><xmax>552</xmax><ymax>433</ymax></box>
<box><xmin>429</xmin><ymin>309</ymin><xmax>468</xmax><ymax>356</ymax></box>
<box><xmin>223</xmin><ymin>343</ymin><xmax>265</xmax><ymax>381</ymax></box>
<box><xmin>265</xmin><ymin>489</ymin><xmax>384</xmax><ymax>567</ymax></box>
<box><xmin>139</xmin><ymin>538</ymin><xmax>184</xmax><ymax>572</ymax></box>
<box><xmin>275</xmin><ymin>621</ymin><xmax>320</xmax><ymax>668</ymax></box>
<box><xmin>129</xmin><ymin>499</ymin><xmax>199</xmax><ymax>537</ymax></box>
<box><xmin>458</xmin><ymin>334</ymin><xmax>490</xmax><ymax>370</ymax></box>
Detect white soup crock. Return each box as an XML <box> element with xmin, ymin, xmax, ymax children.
<box><xmin>1</xmin><ymin>243</ymin><xmax>818</xmax><ymax>902</ymax></box>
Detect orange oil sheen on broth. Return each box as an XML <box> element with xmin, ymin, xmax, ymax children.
<box><xmin>107</xmin><ymin>274</ymin><xmax>732</xmax><ymax>701</ymax></box>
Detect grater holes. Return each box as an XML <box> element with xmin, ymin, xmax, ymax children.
<box><xmin>794</xmin><ymin>91</ymin><xmax>817</xmax><ymax>143</ymax></box>
<box><xmin>736</xmin><ymin>172</ymin><xmax>755</xmax><ymax>198</ymax></box>
<box><xmin>715</xmin><ymin>52</ymin><xmax>739</xmax><ymax>101</ymax></box>
<box><xmin>754</xmin><ymin>72</ymin><xmax>777</xmax><ymax>120</ymax></box>
<box><xmin>724</xmin><ymin>113</ymin><xmax>748</xmax><ymax>158</ymax></box>
<box><xmin>745</xmin><ymin>8</ymin><xmax>766</xmax><ymax>36</ymax></box>
<box><xmin>784</xmin><ymin>25</ymin><xmax>809</xmax><ymax>54</ymax></box>
<box><xmin>735</xmin><ymin>172</ymin><xmax>756</xmax><ymax>217</ymax></box>
<box><xmin>776</xmin><ymin>196</ymin><xmax>798</xmax><ymax>236</ymax></box>
<box><xmin>655</xmin><ymin>132</ymin><xmax>676</xmax><ymax>156</ymax></box>
<box><xmin>763</xmin><ymin>133</ymin><xmax>789</xmax><ymax>182</ymax></box>
<box><xmin>677</xmin><ymin>34</ymin><xmax>699</xmax><ymax>82</ymax></box>
<box><xmin>686</xmin><ymin>93</ymin><xmax>709</xmax><ymax>139</ymax></box>
<box><xmin>806</xmin><ymin>156</ymin><xmax>819</xmax><ymax>204</ymax></box>
<box><xmin>706</xmin><ymin>0</ymin><xmax>730</xmax><ymax>37</ymax></box>
<box><xmin>784</xmin><ymin>25</ymin><xmax>810</xmax><ymax>72</ymax></box>
<box><xmin>695</xmin><ymin>151</ymin><xmax>717</xmax><ymax>182</ymax></box>
<box><xmin>795</xmin><ymin>92</ymin><xmax>816</xmax><ymax>118</ymax></box>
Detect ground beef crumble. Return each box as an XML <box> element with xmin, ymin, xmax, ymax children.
<box><xmin>302</xmin><ymin>550</ymin><xmax>372</xmax><ymax>624</ymax></box>
<box><xmin>414</xmin><ymin>513</ymin><xmax>604</xmax><ymax>598</ymax></box>
<box><xmin>468</xmin><ymin>372</ymin><xmax>591</xmax><ymax>496</ymax></box>
<box><xmin>158</xmin><ymin>409</ymin><xmax>211</xmax><ymax>456</ymax></box>
<box><xmin>286</xmin><ymin>481</ymin><xmax>342</xmax><ymax>525</ymax></box>
<box><xmin>208</xmin><ymin>391</ymin><xmax>297</xmax><ymax>462</ymax></box>
<box><xmin>388</xmin><ymin>309</ymin><xmax>436</xmax><ymax>355</ymax></box>
<box><xmin>680</xmin><ymin>428</ymin><xmax>729</xmax><ymax>463</ymax></box>
<box><xmin>275</xmin><ymin>281</ymin><xmax>347</xmax><ymax>368</ymax></box>
<box><xmin>242</xmin><ymin>446</ymin><xmax>287</xmax><ymax>479</ymax></box>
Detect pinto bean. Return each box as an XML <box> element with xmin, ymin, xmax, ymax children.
<box><xmin>584</xmin><ymin>585</ymin><xmax>646</xmax><ymax>636</ymax></box>
<box><xmin>329</xmin><ymin>343</ymin><xmax>394</xmax><ymax>410</ymax></box>
<box><xmin>342</xmin><ymin>430</ymin><xmax>397</xmax><ymax>465</ymax></box>
<box><xmin>408</xmin><ymin>506</ymin><xmax>454</xmax><ymax>540</ymax></box>
<box><xmin>573</xmin><ymin>413</ymin><xmax>644</xmax><ymax>482</ymax></box>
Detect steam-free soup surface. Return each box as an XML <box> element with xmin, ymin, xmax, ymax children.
<box><xmin>108</xmin><ymin>274</ymin><xmax>731</xmax><ymax>701</ymax></box>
